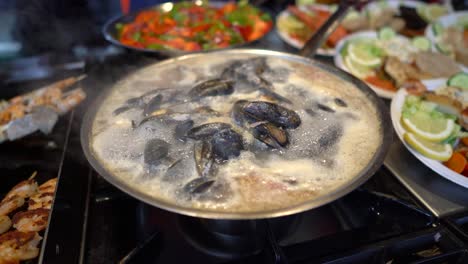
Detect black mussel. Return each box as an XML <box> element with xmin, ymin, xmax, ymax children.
<box><xmin>210</xmin><ymin>128</ymin><xmax>244</xmax><ymax>162</ymax></box>
<box><xmin>220</xmin><ymin>60</ymin><xmax>243</xmax><ymax>80</ymax></box>
<box><xmin>126</xmin><ymin>97</ymin><xmax>144</xmax><ymax>108</ymax></box>
<box><xmin>189</xmin><ymin>79</ymin><xmax>234</xmax><ymax>98</ymax></box>
<box><xmin>144</xmin><ymin>139</ymin><xmax>170</xmax><ymax>167</ymax></box>
<box><xmin>220</xmin><ymin>58</ymin><xmax>266</xmax><ymax>86</ymax></box>
<box><xmin>318</xmin><ymin>125</ymin><xmax>343</xmax><ymax>150</ymax></box>
<box><xmin>317</xmin><ymin>103</ymin><xmax>335</xmax><ymax>113</ymax></box>
<box><xmin>187</xmin><ymin>122</ymin><xmax>232</xmax><ymax>140</ymax></box>
<box><xmin>305</xmin><ymin>108</ymin><xmax>317</xmax><ymax>117</ymax></box>
<box><xmin>334</xmin><ymin>98</ymin><xmax>347</xmax><ymax>107</ymax></box>
<box><xmin>259</xmin><ymin>88</ymin><xmax>293</xmax><ymax>105</ymax></box>
<box><xmin>183</xmin><ymin>178</ymin><xmax>216</xmax><ymax>195</ymax></box>
<box><xmin>175</xmin><ymin>120</ymin><xmax>194</xmax><ymax>142</ymax></box>
<box><xmin>163</xmin><ymin>159</ymin><xmax>189</xmax><ymax>182</ymax></box>
<box><xmin>243</xmin><ymin>101</ymin><xmax>301</xmax><ymax>129</ymax></box>
<box><xmin>196</xmin><ymin>179</ymin><xmax>232</xmax><ymax>202</ymax></box>
<box><xmin>143</xmin><ymin>94</ymin><xmax>163</xmax><ymax>117</ymax></box>
<box><xmin>194</xmin><ymin>140</ymin><xmax>216</xmax><ymax>178</ymax></box>
<box><xmin>137</xmin><ymin>109</ymin><xmax>173</xmax><ymax>127</ymax></box>
<box><xmin>231</xmin><ymin>100</ymin><xmax>256</xmax><ymax>127</ymax></box>
<box><xmin>251</xmin><ymin>122</ymin><xmax>289</xmax><ymax>149</ymax></box>
<box><xmin>113</xmin><ymin>106</ymin><xmax>132</xmax><ymax>116</ymax></box>
<box><xmin>262</xmin><ymin>67</ymin><xmax>290</xmax><ymax>83</ymax></box>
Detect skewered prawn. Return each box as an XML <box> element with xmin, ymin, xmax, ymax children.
<box><xmin>37</xmin><ymin>178</ymin><xmax>57</xmax><ymax>194</ymax></box>
<box><xmin>12</xmin><ymin>209</ymin><xmax>49</xmax><ymax>233</ymax></box>
<box><xmin>0</xmin><ymin>231</ymin><xmax>41</xmax><ymax>264</ymax></box>
<box><xmin>0</xmin><ymin>75</ymin><xmax>86</xmax><ymax>126</ymax></box>
<box><xmin>3</xmin><ymin>172</ymin><xmax>38</xmax><ymax>202</ymax></box>
<box><xmin>0</xmin><ymin>216</ymin><xmax>11</xmax><ymax>235</ymax></box>
<box><xmin>0</xmin><ymin>196</ymin><xmax>24</xmax><ymax>216</ymax></box>
<box><xmin>28</xmin><ymin>178</ymin><xmax>57</xmax><ymax>210</ymax></box>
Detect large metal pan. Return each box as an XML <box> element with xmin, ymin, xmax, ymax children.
<box><xmin>81</xmin><ymin>48</ymin><xmax>392</xmax><ymax>219</ymax></box>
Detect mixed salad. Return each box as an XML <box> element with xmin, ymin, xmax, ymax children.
<box><xmin>431</xmin><ymin>14</ymin><xmax>468</xmax><ymax>67</ymax></box>
<box><xmin>115</xmin><ymin>1</ymin><xmax>272</xmax><ymax>52</ymax></box>
<box><xmin>339</xmin><ymin>28</ymin><xmax>461</xmax><ymax>92</ymax></box>
<box><xmin>401</xmin><ymin>72</ymin><xmax>468</xmax><ymax>175</ymax></box>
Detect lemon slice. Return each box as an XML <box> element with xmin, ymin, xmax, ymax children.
<box><xmin>403</xmin><ymin>132</ymin><xmax>452</xmax><ymax>161</ymax></box>
<box><xmin>347</xmin><ymin>40</ymin><xmax>383</xmax><ymax>67</ymax></box>
<box><xmin>401</xmin><ymin>112</ymin><xmax>455</xmax><ymax>142</ymax></box>
<box><xmin>344</xmin><ymin>56</ymin><xmax>374</xmax><ymax>79</ymax></box>
<box><xmin>419</xmin><ymin>4</ymin><xmax>448</xmax><ymax>22</ymax></box>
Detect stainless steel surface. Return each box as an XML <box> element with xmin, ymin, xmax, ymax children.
<box><xmin>384</xmin><ymin>136</ymin><xmax>468</xmax><ymax>217</ymax></box>
<box><xmin>81</xmin><ymin>49</ymin><xmax>392</xmax><ymax>219</ymax></box>
<box><xmin>300</xmin><ymin>2</ymin><xmax>351</xmax><ymax>57</ymax></box>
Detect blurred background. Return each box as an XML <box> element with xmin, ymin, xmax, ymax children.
<box><xmin>0</xmin><ymin>0</ymin><xmax>465</xmax><ymax>58</ymax></box>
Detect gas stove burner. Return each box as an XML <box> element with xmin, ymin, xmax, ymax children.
<box><xmin>177</xmin><ymin>215</ymin><xmax>301</xmax><ymax>259</ymax></box>
<box><xmin>177</xmin><ymin>217</ymin><xmax>266</xmax><ymax>259</ymax></box>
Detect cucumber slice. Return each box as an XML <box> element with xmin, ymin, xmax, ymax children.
<box><xmin>435</xmin><ymin>42</ymin><xmax>454</xmax><ymax>56</ymax></box>
<box><xmin>412</xmin><ymin>37</ymin><xmax>431</xmax><ymax>51</ymax></box>
<box><xmin>378</xmin><ymin>27</ymin><xmax>396</xmax><ymax>41</ymax></box>
<box><xmin>447</xmin><ymin>72</ymin><xmax>468</xmax><ymax>89</ymax></box>
<box><xmin>432</xmin><ymin>22</ymin><xmax>444</xmax><ymax>36</ymax></box>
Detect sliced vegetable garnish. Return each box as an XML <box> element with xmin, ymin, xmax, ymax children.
<box><xmin>435</xmin><ymin>42</ymin><xmax>454</xmax><ymax>57</ymax></box>
<box><xmin>347</xmin><ymin>40</ymin><xmax>383</xmax><ymax>67</ymax></box>
<box><xmin>403</xmin><ymin>132</ymin><xmax>453</xmax><ymax>161</ymax></box>
<box><xmin>447</xmin><ymin>72</ymin><xmax>468</xmax><ymax>89</ymax></box>
<box><xmin>401</xmin><ymin>111</ymin><xmax>455</xmax><ymax>142</ymax></box>
<box><xmin>444</xmin><ymin>152</ymin><xmax>467</xmax><ymax>173</ymax></box>
<box><xmin>378</xmin><ymin>27</ymin><xmax>396</xmax><ymax>41</ymax></box>
<box><xmin>432</xmin><ymin>21</ymin><xmax>444</xmax><ymax>36</ymax></box>
<box><xmin>411</xmin><ymin>37</ymin><xmax>431</xmax><ymax>51</ymax></box>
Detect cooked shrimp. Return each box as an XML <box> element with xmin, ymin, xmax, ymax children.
<box><xmin>54</xmin><ymin>88</ymin><xmax>86</xmax><ymax>114</ymax></box>
<box><xmin>37</xmin><ymin>178</ymin><xmax>57</xmax><ymax>194</ymax></box>
<box><xmin>0</xmin><ymin>216</ymin><xmax>11</xmax><ymax>235</ymax></box>
<box><xmin>3</xmin><ymin>172</ymin><xmax>38</xmax><ymax>201</ymax></box>
<box><xmin>12</xmin><ymin>209</ymin><xmax>49</xmax><ymax>232</ymax></box>
<box><xmin>0</xmin><ymin>197</ymin><xmax>25</xmax><ymax>216</ymax></box>
<box><xmin>28</xmin><ymin>193</ymin><xmax>53</xmax><ymax>211</ymax></box>
<box><xmin>28</xmin><ymin>178</ymin><xmax>57</xmax><ymax>210</ymax></box>
<box><xmin>0</xmin><ymin>231</ymin><xmax>41</xmax><ymax>263</ymax></box>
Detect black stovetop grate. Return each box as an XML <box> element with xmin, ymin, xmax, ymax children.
<box><xmin>72</xmin><ymin>167</ymin><xmax>468</xmax><ymax>264</ymax></box>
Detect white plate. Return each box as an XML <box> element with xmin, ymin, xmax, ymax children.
<box><xmin>390</xmin><ymin>83</ymin><xmax>468</xmax><ymax>188</ymax></box>
<box><xmin>334</xmin><ymin>31</ymin><xmax>453</xmax><ymax>99</ymax></box>
<box><xmin>275</xmin><ymin>4</ymin><xmax>336</xmax><ymax>56</ymax></box>
<box><xmin>425</xmin><ymin>11</ymin><xmax>468</xmax><ymax>71</ymax></box>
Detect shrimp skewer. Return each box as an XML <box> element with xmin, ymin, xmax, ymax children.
<box><xmin>12</xmin><ymin>209</ymin><xmax>49</xmax><ymax>233</ymax></box>
<box><xmin>3</xmin><ymin>172</ymin><xmax>38</xmax><ymax>202</ymax></box>
<box><xmin>0</xmin><ymin>216</ymin><xmax>11</xmax><ymax>235</ymax></box>
<box><xmin>0</xmin><ymin>197</ymin><xmax>25</xmax><ymax>217</ymax></box>
<box><xmin>28</xmin><ymin>178</ymin><xmax>57</xmax><ymax>210</ymax></box>
<box><xmin>0</xmin><ymin>231</ymin><xmax>42</xmax><ymax>263</ymax></box>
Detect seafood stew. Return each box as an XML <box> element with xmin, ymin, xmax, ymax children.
<box><xmin>84</xmin><ymin>50</ymin><xmax>387</xmax><ymax>218</ymax></box>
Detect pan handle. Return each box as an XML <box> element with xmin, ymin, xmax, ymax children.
<box><xmin>299</xmin><ymin>0</ymin><xmax>368</xmax><ymax>57</ymax></box>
